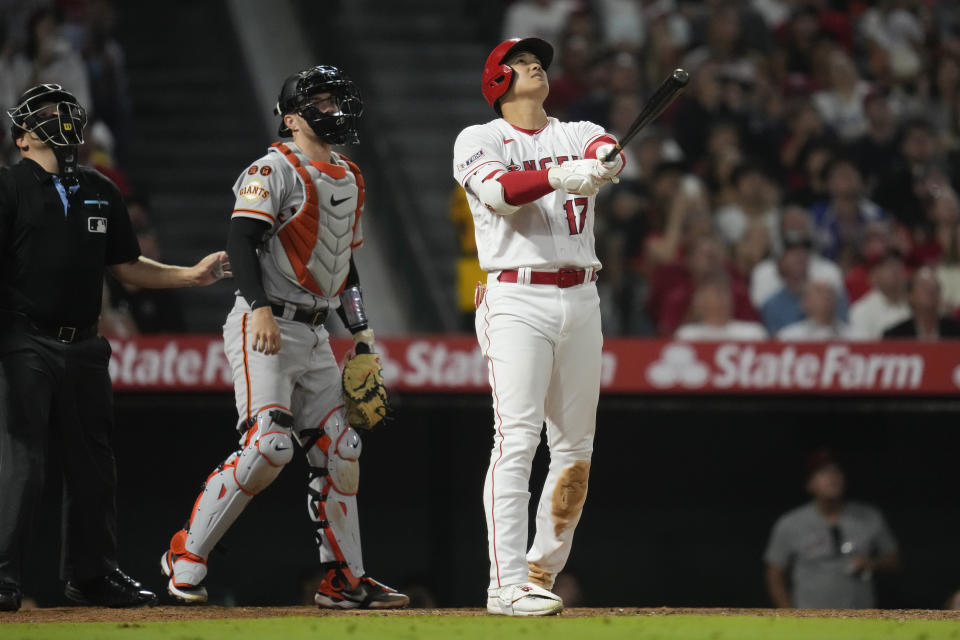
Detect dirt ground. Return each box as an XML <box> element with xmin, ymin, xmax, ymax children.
<box><xmin>5</xmin><ymin>606</ymin><xmax>960</xmax><ymax>624</ymax></box>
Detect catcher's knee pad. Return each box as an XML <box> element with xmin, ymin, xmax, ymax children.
<box><xmin>185</xmin><ymin>410</ymin><xmax>295</xmax><ymax>558</ymax></box>
<box><xmin>301</xmin><ymin>410</ymin><xmax>361</xmax><ymax>495</ymax></box>
<box><xmin>235</xmin><ymin>427</ymin><xmax>295</xmax><ymax>493</ymax></box>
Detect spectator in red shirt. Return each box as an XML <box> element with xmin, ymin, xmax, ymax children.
<box><xmin>649</xmin><ymin>234</ymin><xmax>758</xmax><ymax>336</ymax></box>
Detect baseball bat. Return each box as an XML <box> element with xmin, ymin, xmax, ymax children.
<box><xmin>602</xmin><ymin>68</ymin><xmax>689</xmax><ymax>163</ymax></box>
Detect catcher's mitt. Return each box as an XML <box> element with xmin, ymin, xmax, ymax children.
<box><xmin>342</xmin><ymin>351</ymin><xmax>388</xmax><ymax>429</ymax></box>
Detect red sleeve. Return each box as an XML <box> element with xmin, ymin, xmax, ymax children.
<box><xmin>494</xmin><ymin>169</ymin><xmax>554</xmax><ymax>206</ymax></box>
<box><xmin>584</xmin><ymin>134</ymin><xmax>626</xmax><ymax>174</ymax></box>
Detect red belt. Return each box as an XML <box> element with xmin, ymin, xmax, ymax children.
<box><xmin>497</xmin><ymin>268</ymin><xmax>597</xmax><ymax>288</ymax></box>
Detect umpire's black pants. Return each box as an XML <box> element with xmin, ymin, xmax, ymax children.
<box><xmin>0</xmin><ymin>330</ymin><xmax>118</xmax><ymax>590</ymax></box>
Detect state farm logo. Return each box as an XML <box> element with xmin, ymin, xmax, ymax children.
<box><xmin>647</xmin><ymin>343</ymin><xmax>708</xmax><ymax>388</ymax></box>
<box><xmin>647</xmin><ymin>342</ymin><xmax>925</xmax><ymax>391</ymax></box>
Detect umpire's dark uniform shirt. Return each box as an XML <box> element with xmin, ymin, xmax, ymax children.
<box><xmin>0</xmin><ymin>158</ymin><xmax>140</xmax><ymax>331</ymax></box>
<box><xmin>0</xmin><ymin>158</ymin><xmax>140</xmax><ymax>591</ymax></box>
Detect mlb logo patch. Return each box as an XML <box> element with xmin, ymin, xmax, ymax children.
<box><xmin>88</xmin><ymin>217</ymin><xmax>108</xmax><ymax>233</ymax></box>
<box><xmin>456</xmin><ymin>149</ymin><xmax>484</xmax><ymax>172</ymax></box>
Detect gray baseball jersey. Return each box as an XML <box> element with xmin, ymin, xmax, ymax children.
<box><xmin>231</xmin><ymin>141</ymin><xmax>364</xmax><ymax>311</ymax></box>
<box><xmin>764</xmin><ymin>501</ymin><xmax>898</xmax><ymax>608</ymax></box>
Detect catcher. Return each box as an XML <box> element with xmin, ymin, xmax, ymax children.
<box><xmin>160</xmin><ymin>65</ymin><xmax>406</xmax><ymax>609</ymax></box>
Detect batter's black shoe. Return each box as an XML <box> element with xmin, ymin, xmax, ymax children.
<box><xmin>314</xmin><ymin>566</ymin><xmax>409</xmax><ymax>610</ymax></box>
<box><xmin>0</xmin><ymin>587</ymin><xmax>21</xmax><ymax>612</ymax></box>
<box><xmin>64</xmin><ymin>569</ymin><xmax>157</xmax><ymax>608</ymax></box>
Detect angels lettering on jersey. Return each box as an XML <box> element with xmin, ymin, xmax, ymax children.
<box><xmin>504</xmin><ymin>155</ymin><xmax>582</xmax><ymax>173</ymax></box>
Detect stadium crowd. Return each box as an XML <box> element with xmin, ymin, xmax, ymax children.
<box><xmin>6</xmin><ymin>1</ymin><xmax>960</xmax><ymax>342</ymax></box>
<box><xmin>492</xmin><ymin>0</ymin><xmax>960</xmax><ymax>340</ymax></box>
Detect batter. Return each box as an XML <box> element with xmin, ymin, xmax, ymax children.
<box><xmin>453</xmin><ymin>37</ymin><xmax>624</xmax><ymax>616</ymax></box>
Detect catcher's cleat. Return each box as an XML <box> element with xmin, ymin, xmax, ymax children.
<box><xmin>486</xmin><ymin>582</ymin><xmax>563</xmax><ymax>616</ymax></box>
<box><xmin>160</xmin><ymin>535</ymin><xmax>208</xmax><ymax>604</ymax></box>
<box><xmin>314</xmin><ymin>566</ymin><xmax>409</xmax><ymax>610</ymax></box>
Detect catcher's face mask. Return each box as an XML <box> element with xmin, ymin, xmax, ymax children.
<box><xmin>274</xmin><ymin>65</ymin><xmax>363</xmax><ymax>144</ymax></box>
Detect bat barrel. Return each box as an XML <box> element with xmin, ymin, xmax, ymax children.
<box><xmin>603</xmin><ymin>68</ymin><xmax>688</xmax><ymax>162</ymax></box>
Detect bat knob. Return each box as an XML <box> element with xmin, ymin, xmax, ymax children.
<box><xmin>672</xmin><ymin>68</ymin><xmax>690</xmax><ymax>86</ymax></box>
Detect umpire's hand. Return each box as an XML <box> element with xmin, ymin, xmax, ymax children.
<box><xmin>191</xmin><ymin>251</ymin><xmax>233</xmax><ymax>286</ymax></box>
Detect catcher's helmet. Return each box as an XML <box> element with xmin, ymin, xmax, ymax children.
<box><xmin>7</xmin><ymin>83</ymin><xmax>87</xmax><ymax>147</ymax></box>
<box><xmin>274</xmin><ymin>65</ymin><xmax>363</xmax><ymax>144</ymax></box>
<box><xmin>481</xmin><ymin>37</ymin><xmax>554</xmax><ymax>115</ymax></box>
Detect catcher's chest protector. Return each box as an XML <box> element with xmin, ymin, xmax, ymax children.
<box><xmin>267</xmin><ymin>142</ymin><xmax>364</xmax><ymax>297</ymax></box>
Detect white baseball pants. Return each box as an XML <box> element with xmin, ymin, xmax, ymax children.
<box><xmin>475</xmin><ymin>277</ymin><xmax>602</xmax><ymax>591</ymax></box>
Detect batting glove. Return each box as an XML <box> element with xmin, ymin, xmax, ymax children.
<box><xmin>595</xmin><ymin>144</ymin><xmax>624</xmax><ymax>183</ymax></box>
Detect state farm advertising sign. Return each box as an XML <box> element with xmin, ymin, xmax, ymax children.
<box><xmin>107</xmin><ymin>336</ymin><xmax>960</xmax><ymax>395</ymax></box>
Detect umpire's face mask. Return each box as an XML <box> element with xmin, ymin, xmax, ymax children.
<box><xmin>23</xmin><ymin>102</ymin><xmax>86</xmax><ymax>182</ymax></box>
<box><xmin>27</xmin><ymin>102</ymin><xmax>87</xmax><ymax>147</ymax></box>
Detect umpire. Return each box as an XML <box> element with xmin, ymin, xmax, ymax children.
<box><xmin>0</xmin><ymin>84</ymin><xmax>230</xmax><ymax>611</ymax></box>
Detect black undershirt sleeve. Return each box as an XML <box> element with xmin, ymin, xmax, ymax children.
<box><xmin>226</xmin><ymin>216</ymin><xmax>271</xmax><ymax>309</ymax></box>
<box><xmin>336</xmin><ymin>257</ymin><xmax>366</xmax><ymax>332</ymax></box>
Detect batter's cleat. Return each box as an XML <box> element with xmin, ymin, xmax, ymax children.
<box><xmin>486</xmin><ymin>582</ymin><xmax>563</xmax><ymax>616</ymax></box>
<box><xmin>314</xmin><ymin>567</ymin><xmax>409</xmax><ymax>610</ymax></box>
<box><xmin>64</xmin><ymin>569</ymin><xmax>158</xmax><ymax>608</ymax></box>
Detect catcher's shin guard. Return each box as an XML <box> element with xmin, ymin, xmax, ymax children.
<box><xmin>183</xmin><ymin>410</ymin><xmax>295</xmax><ymax>560</ymax></box>
<box><xmin>298</xmin><ymin>409</ymin><xmax>365</xmax><ymax>579</ymax></box>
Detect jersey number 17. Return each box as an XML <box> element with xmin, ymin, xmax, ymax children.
<box><xmin>563</xmin><ymin>197</ymin><xmax>588</xmax><ymax>235</ymax></box>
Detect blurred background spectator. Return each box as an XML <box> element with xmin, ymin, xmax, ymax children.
<box><xmin>849</xmin><ymin>249</ymin><xmax>911</xmax><ymax>338</ymax></box>
<box><xmin>502</xmin><ymin>0</ymin><xmax>576</xmax><ymax>45</ymax></box>
<box><xmin>757</xmin><ymin>225</ymin><xmax>848</xmax><ymax>336</ymax></box>
<box><xmin>7</xmin><ymin>7</ymin><xmax>92</xmax><ymax>114</ymax></box>
<box><xmin>648</xmin><ymin>234</ymin><xmax>758</xmax><ymax>337</ymax></box>
<box><xmin>777</xmin><ymin>280</ymin><xmax>856</xmax><ymax>340</ymax></box>
<box><xmin>883</xmin><ymin>266</ymin><xmax>960</xmax><ymax>339</ymax></box>
<box><xmin>764</xmin><ymin>450</ymin><xmax>900</xmax><ymax>609</ymax></box>
<box><xmin>674</xmin><ymin>274</ymin><xmax>767</xmax><ymax>340</ymax></box>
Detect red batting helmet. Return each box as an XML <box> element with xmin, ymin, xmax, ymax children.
<box><xmin>481</xmin><ymin>37</ymin><xmax>554</xmax><ymax>115</ymax></box>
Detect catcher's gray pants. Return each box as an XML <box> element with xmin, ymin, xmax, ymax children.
<box><xmin>192</xmin><ymin>300</ymin><xmax>366</xmax><ymax>575</ymax></box>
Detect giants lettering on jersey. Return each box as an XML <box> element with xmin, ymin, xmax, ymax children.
<box><xmin>505</xmin><ymin>156</ymin><xmax>579</xmax><ymax>172</ymax></box>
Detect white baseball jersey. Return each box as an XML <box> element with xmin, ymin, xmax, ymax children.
<box><xmin>231</xmin><ymin>141</ymin><xmax>364</xmax><ymax>311</ymax></box>
<box><xmin>453</xmin><ymin>117</ymin><xmax>610</xmax><ymax>272</ymax></box>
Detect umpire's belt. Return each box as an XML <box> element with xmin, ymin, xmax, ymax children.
<box><xmin>270</xmin><ymin>304</ymin><xmax>328</xmax><ymax>327</ymax></box>
<box><xmin>31</xmin><ymin>321</ymin><xmax>98</xmax><ymax>344</ymax></box>
<box><xmin>497</xmin><ymin>267</ymin><xmax>597</xmax><ymax>288</ymax></box>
